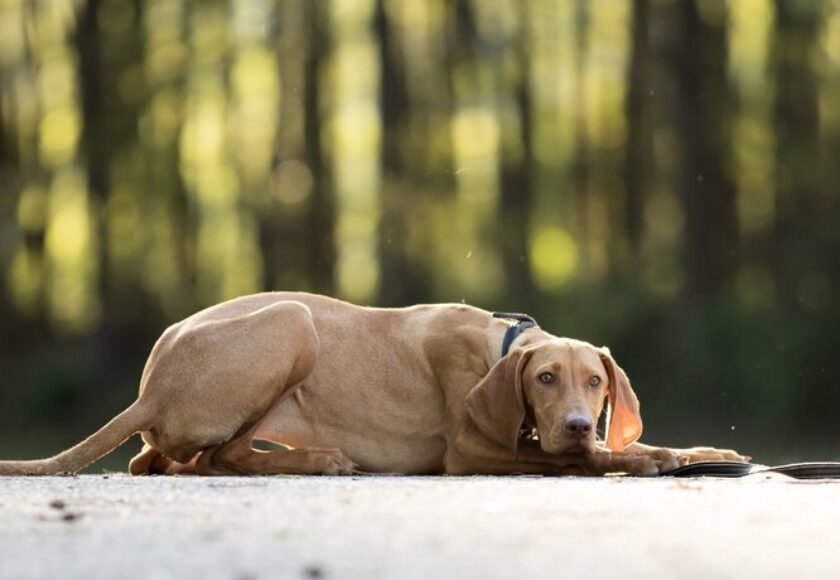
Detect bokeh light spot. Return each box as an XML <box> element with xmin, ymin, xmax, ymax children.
<box><xmin>271</xmin><ymin>160</ymin><xmax>313</xmax><ymax>206</ymax></box>
<box><xmin>39</xmin><ymin>108</ymin><xmax>80</xmax><ymax>166</ymax></box>
<box><xmin>530</xmin><ymin>226</ymin><xmax>578</xmax><ymax>290</ymax></box>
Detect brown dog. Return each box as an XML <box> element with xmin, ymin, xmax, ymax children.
<box><xmin>0</xmin><ymin>292</ymin><xmax>747</xmax><ymax>476</ymax></box>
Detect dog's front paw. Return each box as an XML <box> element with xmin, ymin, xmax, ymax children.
<box><xmin>646</xmin><ymin>447</ymin><xmax>685</xmax><ymax>473</ymax></box>
<box><xmin>618</xmin><ymin>455</ymin><xmax>663</xmax><ymax>477</ymax></box>
<box><xmin>589</xmin><ymin>450</ymin><xmax>680</xmax><ymax>477</ymax></box>
<box><xmin>677</xmin><ymin>446</ymin><xmax>751</xmax><ymax>464</ymax></box>
<box><xmin>627</xmin><ymin>449</ymin><xmax>685</xmax><ymax>476</ymax></box>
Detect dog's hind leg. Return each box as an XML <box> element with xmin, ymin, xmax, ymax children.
<box><xmin>129</xmin><ymin>444</ymin><xmax>163</xmax><ymax>475</ymax></box>
<box><xmin>129</xmin><ymin>444</ymin><xmax>197</xmax><ymax>475</ymax></box>
<box><xmin>193</xmin><ymin>422</ymin><xmax>356</xmax><ymax>476</ymax></box>
<box><xmin>127</xmin><ymin>300</ymin><xmax>322</xmax><ymax>475</ymax></box>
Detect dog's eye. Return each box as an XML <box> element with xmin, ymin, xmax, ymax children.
<box><xmin>539</xmin><ymin>372</ymin><xmax>555</xmax><ymax>384</ymax></box>
<box><xmin>588</xmin><ymin>376</ymin><xmax>602</xmax><ymax>388</ymax></box>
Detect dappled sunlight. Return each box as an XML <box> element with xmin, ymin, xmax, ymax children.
<box><xmin>336</xmin><ymin>244</ymin><xmax>379</xmax><ymax>304</ymax></box>
<box><xmin>730</xmin><ymin>0</ymin><xmax>775</xmax><ymax>236</ymax></box>
<box><xmin>230</xmin><ymin>45</ymin><xmax>279</xmax><ymax>186</ymax></box>
<box><xmin>584</xmin><ymin>1</ymin><xmax>630</xmax><ymax>150</ymax></box>
<box><xmin>196</xmin><ymin>211</ymin><xmax>263</xmax><ymax>301</ymax></box>
<box><xmin>529</xmin><ymin>1</ymin><xmax>576</xmax><ymax>168</ymax></box>
<box><xmin>176</xmin><ymin>3</ymin><xmax>265</xmax><ymax>305</ymax></box>
<box><xmin>450</xmin><ymin>108</ymin><xmax>502</xmax><ymax>299</ymax></box>
<box><xmin>2</xmin><ymin>0</ymin><xmax>840</xmax><ymax>459</ymax></box>
<box><xmin>1</xmin><ymin>0</ymin><xmax>835</xmax><ymax>315</ymax></box>
<box><xmin>2</xmin><ymin>0</ymin><xmax>99</xmax><ymax>334</ymax></box>
<box><xmin>820</xmin><ymin>5</ymin><xmax>840</xmax><ymax>134</ymax></box>
<box><xmin>0</xmin><ymin>3</ymin><xmax>24</xmax><ymax>67</ymax></box>
<box><xmin>452</xmin><ymin>109</ymin><xmax>500</xmax><ymax>179</ymax></box>
<box><xmin>181</xmin><ymin>97</ymin><xmax>227</xmax><ymax>183</ymax></box>
<box><xmin>44</xmin><ymin>168</ymin><xmax>100</xmax><ymax>333</ymax></box>
<box><xmin>330</xmin><ymin>0</ymin><xmax>381</xmax><ymax>303</ymax></box>
<box><xmin>39</xmin><ymin>105</ymin><xmax>79</xmax><ymax>164</ymax></box>
<box><xmin>825</xmin><ymin>5</ymin><xmax>840</xmax><ymax>66</ymax></box>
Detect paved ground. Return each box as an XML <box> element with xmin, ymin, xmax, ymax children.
<box><xmin>0</xmin><ymin>474</ymin><xmax>838</xmax><ymax>580</ymax></box>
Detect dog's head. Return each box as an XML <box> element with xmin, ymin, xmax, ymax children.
<box><xmin>465</xmin><ymin>339</ymin><xmax>642</xmax><ymax>455</ymax></box>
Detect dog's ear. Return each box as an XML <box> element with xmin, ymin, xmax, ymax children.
<box><xmin>466</xmin><ymin>346</ymin><xmax>534</xmax><ymax>454</ymax></box>
<box><xmin>600</xmin><ymin>349</ymin><xmax>643</xmax><ymax>452</ymax></box>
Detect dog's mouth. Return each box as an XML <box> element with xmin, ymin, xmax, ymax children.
<box><xmin>522</xmin><ymin>424</ymin><xmax>596</xmax><ymax>455</ymax></box>
<box><xmin>557</xmin><ymin>440</ymin><xmax>596</xmax><ymax>454</ymax></box>
<box><xmin>536</xmin><ymin>431</ymin><xmax>596</xmax><ymax>455</ymax></box>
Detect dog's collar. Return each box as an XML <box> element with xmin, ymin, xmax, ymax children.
<box><xmin>492</xmin><ymin>312</ymin><xmax>540</xmax><ymax>357</ymax></box>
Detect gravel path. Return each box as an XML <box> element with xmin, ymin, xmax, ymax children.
<box><xmin>0</xmin><ymin>474</ymin><xmax>838</xmax><ymax>579</ymax></box>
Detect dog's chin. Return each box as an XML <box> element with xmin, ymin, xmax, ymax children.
<box><xmin>541</xmin><ymin>439</ymin><xmax>595</xmax><ymax>455</ymax></box>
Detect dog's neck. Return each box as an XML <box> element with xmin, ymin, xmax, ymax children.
<box><xmin>485</xmin><ymin>317</ymin><xmax>546</xmax><ymax>366</ymax></box>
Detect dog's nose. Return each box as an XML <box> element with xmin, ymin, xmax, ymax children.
<box><xmin>564</xmin><ymin>415</ymin><xmax>592</xmax><ymax>438</ymax></box>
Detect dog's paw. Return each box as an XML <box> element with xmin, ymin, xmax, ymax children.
<box><xmin>647</xmin><ymin>448</ymin><xmax>685</xmax><ymax>473</ymax></box>
<box><xmin>599</xmin><ymin>445</ymin><xmax>692</xmax><ymax>476</ymax></box>
<box><xmin>677</xmin><ymin>446</ymin><xmax>751</xmax><ymax>464</ymax></box>
<box><xmin>623</xmin><ymin>455</ymin><xmax>662</xmax><ymax>477</ymax></box>
<box><xmin>592</xmin><ymin>451</ymin><xmax>678</xmax><ymax>477</ymax></box>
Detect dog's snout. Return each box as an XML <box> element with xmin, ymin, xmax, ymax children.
<box><xmin>564</xmin><ymin>415</ymin><xmax>592</xmax><ymax>439</ymax></box>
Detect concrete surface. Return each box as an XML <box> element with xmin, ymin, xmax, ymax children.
<box><xmin>0</xmin><ymin>474</ymin><xmax>838</xmax><ymax>580</ymax></box>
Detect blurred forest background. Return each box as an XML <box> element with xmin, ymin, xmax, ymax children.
<box><xmin>1</xmin><ymin>0</ymin><xmax>840</xmax><ymax>469</ymax></box>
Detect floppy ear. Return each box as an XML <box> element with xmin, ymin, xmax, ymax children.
<box><xmin>465</xmin><ymin>347</ymin><xmax>533</xmax><ymax>454</ymax></box>
<box><xmin>601</xmin><ymin>349</ymin><xmax>643</xmax><ymax>452</ymax></box>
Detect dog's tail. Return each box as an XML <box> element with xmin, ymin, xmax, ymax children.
<box><xmin>0</xmin><ymin>400</ymin><xmax>153</xmax><ymax>475</ymax></box>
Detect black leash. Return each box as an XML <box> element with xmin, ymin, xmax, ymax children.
<box><xmin>663</xmin><ymin>461</ymin><xmax>840</xmax><ymax>479</ymax></box>
<box><xmin>492</xmin><ymin>312</ymin><xmax>539</xmax><ymax>357</ymax></box>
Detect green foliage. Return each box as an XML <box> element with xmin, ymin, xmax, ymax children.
<box><xmin>1</xmin><ymin>0</ymin><xmax>839</xmax><ymax>462</ymax></box>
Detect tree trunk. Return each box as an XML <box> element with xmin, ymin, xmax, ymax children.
<box><xmin>675</xmin><ymin>0</ymin><xmax>737</xmax><ymax>301</ymax></box>
<box><xmin>624</xmin><ymin>0</ymin><xmax>652</xmax><ymax>261</ymax></box>
<box><xmin>304</xmin><ymin>0</ymin><xmax>335</xmax><ymax>296</ymax></box>
<box><xmin>375</xmin><ymin>0</ymin><xmax>428</xmax><ymax>306</ymax></box>
<box><xmin>74</xmin><ymin>0</ymin><xmax>110</xmax><ymax>330</ymax></box>
<box><xmin>772</xmin><ymin>0</ymin><xmax>822</xmax><ymax>302</ymax></box>
<box><xmin>498</xmin><ymin>0</ymin><xmax>536</xmax><ymax>299</ymax></box>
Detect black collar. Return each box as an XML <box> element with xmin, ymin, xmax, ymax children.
<box><xmin>492</xmin><ymin>312</ymin><xmax>539</xmax><ymax>357</ymax></box>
